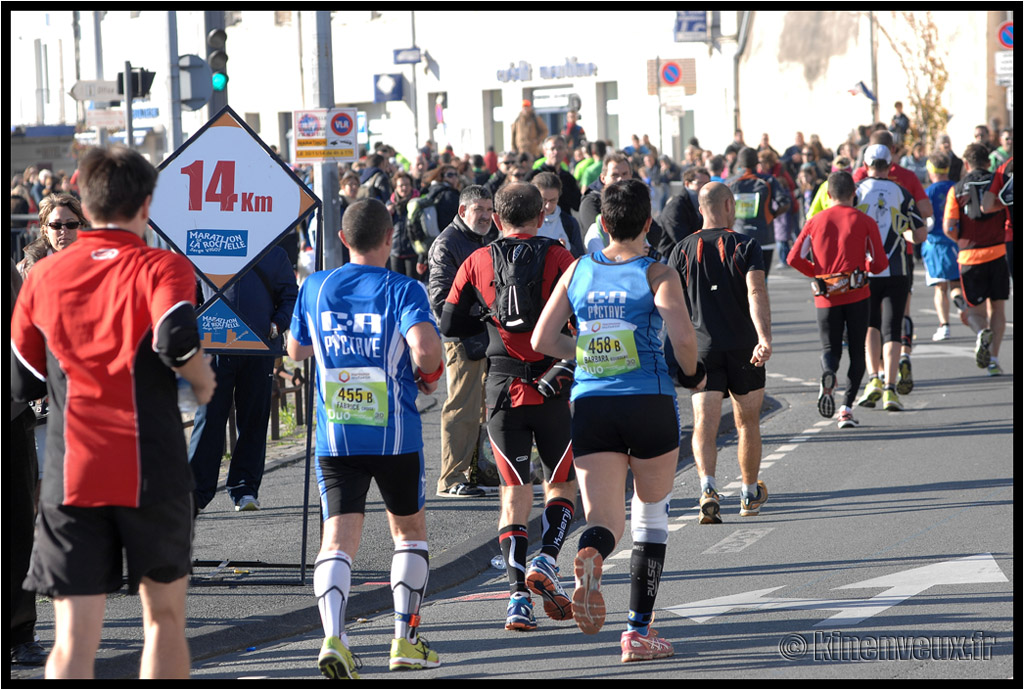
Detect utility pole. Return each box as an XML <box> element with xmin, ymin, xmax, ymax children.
<box><xmin>869</xmin><ymin>11</ymin><xmax>880</xmax><ymax>124</ymax></box>
<box><xmin>300</xmin><ymin>10</ymin><xmax>344</xmax><ymax>269</ymax></box>
<box><xmin>125</xmin><ymin>60</ymin><xmax>134</xmax><ymax>150</ymax></box>
<box><xmin>93</xmin><ymin>11</ymin><xmax>108</xmax><ymax>147</ymax></box>
<box><xmin>168</xmin><ymin>11</ymin><xmax>184</xmax><ymax>152</ymax></box>
<box><xmin>411</xmin><ymin>11</ymin><xmax>419</xmax><ymax>148</ymax></box>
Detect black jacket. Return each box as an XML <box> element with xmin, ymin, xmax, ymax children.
<box><xmin>427</xmin><ymin>214</ymin><xmax>499</xmax><ymax>339</ymax></box>
<box><xmin>526</xmin><ymin>163</ymin><xmax>582</xmax><ymax>215</ymax></box>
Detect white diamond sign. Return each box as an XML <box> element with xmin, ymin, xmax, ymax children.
<box><xmin>149</xmin><ymin>106</ymin><xmax>317</xmax><ymax>291</ymax></box>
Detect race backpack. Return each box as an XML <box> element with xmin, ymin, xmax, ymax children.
<box><xmin>406</xmin><ymin>194</ymin><xmax>441</xmax><ymax>255</ymax></box>
<box><xmin>356</xmin><ymin>171</ymin><xmax>389</xmax><ymax>202</ymax></box>
<box><xmin>487</xmin><ymin>236</ymin><xmax>560</xmax><ymax>333</ymax></box>
<box><xmin>956</xmin><ymin>169</ymin><xmax>998</xmax><ymax>222</ymax></box>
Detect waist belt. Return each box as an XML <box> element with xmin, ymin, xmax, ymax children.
<box><xmin>811</xmin><ymin>269</ymin><xmax>866</xmax><ymax>297</ymax></box>
<box><xmin>488</xmin><ymin>355</ymin><xmax>553</xmax><ymax>381</ymax></box>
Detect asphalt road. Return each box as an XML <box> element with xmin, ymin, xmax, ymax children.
<box><xmin>13</xmin><ymin>263</ymin><xmax>1015</xmax><ymax>681</ymax></box>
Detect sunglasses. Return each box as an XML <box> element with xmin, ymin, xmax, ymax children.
<box><xmin>48</xmin><ymin>221</ymin><xmax>83</xmax><ymax>231</ymax></box>
<box><xmin>444</xmin><ymin>172</ymin><xmax>458</xmax><ymax>179</ymax></box>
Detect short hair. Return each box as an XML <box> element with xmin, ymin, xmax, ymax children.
<box><xmin>737</xmin><ymin>147</ymin><xmax>758</xmax><ymax>171</ymax></box>
<box><xmin>963</xmin><ymin>143</ymin><xmax>990</xmax><ymax>170</ymax></box>
<box><xmin>757</xmin><ymin>149</ymin><xmax>778</xmax><ymax>168</ymax></box>
<box><xmin>894</xmin><ymin>101</ymin><xmax>903</xmax><ymax>108</ymax></box>
<box><xmin>459</xmin><ymin>184</ymin><xmax>492</xmax><ymax>207</ymax></box>
<box><xmin>682</xmin><ymin>166</ymin><xmax>710</xmax><ymax>185</ymax></box>
<box><xmin>78</xmin><ymin>145</ymin><xmax>158</xmax><ymax>222</ymax></box>
<box><xmin>531</xmin><ymin>171</ymin><xmax>562</xmax><ymax>194</ymax></box>
<box><xmin>868</xmin><ymin>129</ymin><xmax>894</xmax><ymax>149</ymax></box>
<box><xmin>543</xmin><ymin>135</ymin><xmax>566</xmax><ymax>149</ymax></box>
<box><xmin>827</xmin><ymin>171</ymin><xmax>856</xmax><ymax>202</ymax></box>
<box><xmin>391</xmin><ymin>171</ymin><xmax>413</xmax><ymax>188</ymax></box>
<box><xmin>472</xmin><ymin>154</ymin><xmax>485</xmax><ymax>168</ymax></box>
<box><xmin>590</xmin><ymin>140</ymin><xmax>607</xmax><ymax>158</ymax></box>
<box><xmin>602</xmin><ymin>152</ymin><xmax>630</xmax><ymax>173</ymax></box>
<box><xmin>341</xmin><ymin>171</ymin><xmax>360</xmax><ymax>187</ymax></box>
<box><xmin>708</xmin><ymin>155</ymin><xmax>726</xmax><ymax>175</ymax></box>
<box><xmin>927</xmin><ymin>151</ymin><xmax>950</xmax><ymax>170</ymax></box>
<box><xmin>366</xmin><ymin>153</ymin><xmax>385</xmax><ymax>168</ymax></box>
<box><xmin>494</xmin><ymin>182</ymin><xmax>543</xmax><ymax>228</ymax></box>
<box><xmin>341</xmin><ymin>198</ymin><xmax>392</xmax><ymax>253</ymax></box>
<box><xmin>600</xmin><ymin>179</ymin><xmax>650</xmax><ymax>242</ymax></box>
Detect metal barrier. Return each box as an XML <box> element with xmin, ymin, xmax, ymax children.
<box><xmin>11</xmin><ymin>215</ymin><xmax>40</xmax><ymax>264</ymax></box>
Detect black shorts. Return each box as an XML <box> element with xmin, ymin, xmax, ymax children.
<box><xmin>867</xmin><ymin>276</ymin><xmax>911</xmax><ymax>343</ymax></box>
<box><xmin>571</xmin><ymin>394</ymin><xmax>680</xmax><ymax>459</ymax></box>
<box><xmin>487</xmin><ymin>399</ymin><xmax>574</xmax><ymax>486</ymax></box>
<box><xmin>700</xmin><ymin>348</ymin><xmax>766</xmax><ymax>396</ymax></box>
<box><xmin>960</xmin><ymin>258</ymin><xmax>1011</xmax><ymax>306</ymax></box>
<box><xmin>317</xmin><ymin>451</ymin><xmax>425</xmax><ymax>521</ymax></box>
<box><xmin>24</xmin><ymin>493</ymin><xmax>194</xmax><ymax>597</ymax></box>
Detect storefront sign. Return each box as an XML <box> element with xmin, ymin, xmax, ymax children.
<box><xmin>497</xmin><ymin>57</ymin><xmax>598</xmax><ymax>83</ymax></box>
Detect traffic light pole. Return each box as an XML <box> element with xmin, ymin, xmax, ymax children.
<box><xmin>204</xmin><ymin>10</ymin><xmax>228</xmax><ymax>118</ymax></box>
<box><xmin>125</xmin><ymin>60</ymin><xmax>134</xmax><ymax>150</ymax></box>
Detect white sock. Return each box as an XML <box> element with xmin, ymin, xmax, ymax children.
<box><xmin>314</xmin><ymin>550</ymin><xmax>352</xmax><ymax>639</ymax></box>
<box><xmin>701</xmin><ymin>475</ymin><xmax>716</xmax><ymax>493</ymax></box>
<box><xmin>742</xmin><ymin>483</ymin><xmax>757</xmax><ymax>498</ymax></box>
<box><xmin>392</xmin><ymin>541</ymin><xmax>429</xmax><ymax>643</ymax></box>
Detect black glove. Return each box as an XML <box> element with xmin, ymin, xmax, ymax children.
<box><xmin>675</xmin><ymin>361</ymin><xmax>706</xmax><ymax>389</ymax></box>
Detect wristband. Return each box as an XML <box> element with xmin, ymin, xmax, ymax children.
<box><xmin>675</xmin><ymin>361</ymin><xmax>706</xmax><ymax>389</ymax></box>
<box><xmin>416</xmin><ymin>361</ymin><xmax>444</xmax><ymax>384</ymax></box>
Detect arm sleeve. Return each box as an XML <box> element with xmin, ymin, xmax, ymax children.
<box><xmin>439</xmin><ymin>260</ymin><xmax>486</xmax><ymax>339</ymax></box>
<box><xmin>150</xmin><ymin>253</ymin><xmax>201</xmax><ymax>367</ymax></box>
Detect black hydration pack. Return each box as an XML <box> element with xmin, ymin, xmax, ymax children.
<box><xmin>487</xmin><ymin>236</ymin><xmax>559</xmax><ymax>333</ymax></box>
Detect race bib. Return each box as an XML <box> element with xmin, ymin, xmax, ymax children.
<box><xmin>324</xmin><ymin>367</ymin><xmax>388</xmax><ymax>426</ymax></box>
<box><xmin>734</xmin><ymin>192</ymin><xmax>760</xmax><ymax>220</ymax></box>
<box><xmin>576</xmin><ymin>319</ymin><xmax>641</xmax><ymax>377</ymax></box>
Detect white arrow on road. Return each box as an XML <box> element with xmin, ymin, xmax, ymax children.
<box><xmin>664</xmin><ymin>553</ymin><xmax>1007</xmax><ymax>628</ymax></box>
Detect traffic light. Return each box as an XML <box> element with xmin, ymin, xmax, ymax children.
<box><xmin>207</xmin><ymin>29</ymin><xmax>228</xmax><ymax>92</ymax></box>
<box><xmin>178</xmin><ymin>54</ymin><xmax>212</xmax><ymax>111</ymax></box>
<box><xmin>117</xmin><ymin>69</ymin><xmax>156</xmax><ymax>98</ymax></box>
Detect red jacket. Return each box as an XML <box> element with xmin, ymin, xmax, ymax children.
<box><xmin>787</xmin><ymin>205</ymin><xmax>889</xmax><ymax>307</ymax></box>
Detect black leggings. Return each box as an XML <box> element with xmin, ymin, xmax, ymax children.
<box><xmin>816</xmin><ymin>299</ymin><xmax>870</xmax><ymax>408</ymax></box>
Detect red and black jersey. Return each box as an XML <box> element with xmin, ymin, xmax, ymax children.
<box><xmin>787</xmin><ymin>205</ymin><xmax>890</xmax><ymax>307</ymax></box>
<box><xmin>11</xmin><ymin>229</ymin><xmax>200</xmax><ymax>508</ymax></box>
<box><xmin>441</xmin><ymin>233</ymin><xmax>574</xmax><ymax>407</ymax></box>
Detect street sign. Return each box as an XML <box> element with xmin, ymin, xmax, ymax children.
<box><xmin>997</xmin><ymin>21</ymin><xmax>1012</xmax><ymax>49</ymax></box>
<box><xmin>661</xmin><ymin>61</ymin><xmax>683</xmax><ymax>86</ymax></box>
<box><xmin>995</xmin><ymin>50</ymin><xmax>1013</xmax><ymax>76</ymax></box>
<box><xmin>69</xmin><ymin>79</ymin><xmax>121</xmax><ymax>102</ymax></box>
<box><xmin>85</xmin><ymin>108</ymin><xmax>125</xmax><ymax>129</ymax></box>
<box><xmin>150</xmin><ymin>106</ymin><xmax>317</xmax><ymax>301</ymax></box>
<box><xmin>292</xmin><ymin>107</ymin><xmax>358</xmax><ymax>163</ymax></box>
<box><xmin>674</xmin><ymin>10</ymin><xmax>707</xmax><ymax>42</ymax></box>
<box><xmin>393</xmin><ymin>47</ymin><xmax>421</xmax><ymax>64</ymax></box>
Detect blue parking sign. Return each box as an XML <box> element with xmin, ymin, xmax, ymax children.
<box><xmin>675</xmin><ymin>10</ymin><xmax>707</xmax><ymax>42</ymax></box>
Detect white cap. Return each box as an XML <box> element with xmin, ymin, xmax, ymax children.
<box><xmin>863</xmin><ymin>144</ymin><xmax>892</xmax><ymax>165</ymax></box>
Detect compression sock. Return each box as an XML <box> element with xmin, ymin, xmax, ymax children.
<box><xmin>539</xmin><ymin>498</ymin><xmax>574</xmax><ymax>561</ymax></box>
<box><xmin>314</xmin><ymin>550</ymin><xmax>352</xmax><ymax>639</ymax></box>
<box><xmin>499</xmin><ymin>524</ymin><xmax>530</xmax><ymax>594</ymax></box>
<box><xmin>627</xmin><ymin>542</ymin><xmax>667</xmax><ymax>636</ymax></box>
<box><xmin>577</xmin><ymin>525</ymin><xmax>616</xmax><ymax>561</ymax></box>
<box><xmin>391</xmin><ymin>540</ymin><xmax>429</xmax><ymax>643</ymax></box>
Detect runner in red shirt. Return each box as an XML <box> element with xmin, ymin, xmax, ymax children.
<box><xmin>788</xmin><ymin>171</ymin><xmax>889</xmax><ymax>428</ymax></box>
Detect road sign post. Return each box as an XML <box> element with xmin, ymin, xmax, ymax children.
<box><xmin>69</xmin><ymin>79</ymin><xmax>121</xmax><ymax>102</ymax></box>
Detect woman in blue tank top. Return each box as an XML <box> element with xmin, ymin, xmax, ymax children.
<box><xmin>531</xmin><ymin>180</ymin><xmax>705</xmax><ymax>663</ymax></box>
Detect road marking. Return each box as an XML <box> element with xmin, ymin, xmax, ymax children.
<box><xmin>760</xmin><ymin>461</ymin><xmax>774</xmax><ymax>469</ymax></box>
<box><xmin>776</xmin><ymin>444</ymin><xmax>800</xmax><ymax>452</ymax></box>
<box><xmin>764</xmin><ymin>452</ymin><xmax>787</xmax><ymax>461</ymax></box>
<box><xmin>783</xmin><ymin>377</ymin><xmax>804</xmax><ymax>383</ymax></box>
<box><xmin>802</xmin><ymin>427</ymin><xmax>823</xmax><ymax>434</ymax></box>
<box><xmin>814</xmin><ymin>420</ymin><xmax>833</xmax><ymax>427</ymax></box>
<box><xmin>668</xmin><ymin>522</ymin><xmax>686</xmax><ymax>532</ymax></box>
<box><xmin>702</xmin><ymin>528</ymin><xmax>774</xmax><ymax>554</ymax></box>
<box><xmin>664</xmin><ymin>553</ymin><xmax>1008</xmax><ymax>627</ymax></box>
<box><xmin>724</xmin><ymin>481</ymin><xmax>742</xmax><ymax>490</ymax></box>
<box><xmin>609</xmin><ymin>550</ymin><xmax>631</xmax><ymax>560</ymax></box>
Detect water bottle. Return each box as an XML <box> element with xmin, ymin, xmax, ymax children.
<box><xmin>490</xmin><ymin>555</ymin><xmax>506</xmax><ymax>570</ymax></box>
<box><xmin>535</xmin><ymin>359</ymin><xmax>576</xmax><ymax>398</ymax></box>
<box><xmin>177</xmin><ymin>375</ymin><xmax>199</xmax><ymax>416</ymax></box>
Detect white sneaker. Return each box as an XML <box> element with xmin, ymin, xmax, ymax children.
<box><xmin>235</xmin><ymin>495</ymin><xmax>260</xmax><ymax>511</ymax></box>
<box><xmin>932</xmin><ymin>324</ymin><xmax>950</xmax><ymax>341</ymax></box>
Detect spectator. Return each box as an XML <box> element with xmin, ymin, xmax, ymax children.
<box><xmin>532</xmin><ymin>171</ymin><xmax>585</xmax><ymax>257</ymax></box>
<box><xmin>900</xmin><ymin>141</ymin><xmax>930</xmax><ymax>187</ymax></box>
<box><xmin>387</xmin><ymin>171</ymin><xmax>422</xmax><ymax>280</ymax></box>
<box><xmin>989</xmin><ymin>129</ymin><xmax>1012</xmax><ymax>170</ymax></box>
<box><xmin>471</xmin><ymin>154</ymin><xmax>491</xmax><ymax>185</ymax></box>
<box><xmin>575</xmin><ymin>140</ymin><xmax>607</xmax><ymax>191</ymax></box>
<box><xmin>889</xmin><ymin>101</ymin><xmax>911</xmax><ymax>147</ymax></box>
<box><xmin>724</xmin><ymin>129</ymin><xmax>746</xmax><ymax>157</ymax></box>
<box><xmin>17</xmin><ymin>193</ymin><xmax>86</xmax><ymax>278</ymax></box>
<box><xmin>564</xmin><ymin>110</ymin><xmax>586</xmax><ymax>151</ymax></box>
<box><xmin>511</xmin><ymin>100</ymin><xmax>548</xmax><ymax>158</ymax></box>
<box><xmin>935</xmin><ymin>133</ymin><xmax>964</xmax><ymax>182</ymax></box>
<box><xmin>526</xmin><ymin>135</ymin><xmax>582</xmax><ymax>216</ymax></box>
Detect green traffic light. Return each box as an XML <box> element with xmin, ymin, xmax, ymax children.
<box><xmin>212</xmin><ymin>72</ymin><xmax>228</xmax><ymax>91</ymax></box>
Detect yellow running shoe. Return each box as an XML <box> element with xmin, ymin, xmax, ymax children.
<box><xmin>318</xmin><ymin>636</ymin><xmax>361</xmax><ymax>679</ymax></box>
<box><xmin>389</xmin><ymin>636</ymin><xmax>441</xmax><ymax>671</ymax></box>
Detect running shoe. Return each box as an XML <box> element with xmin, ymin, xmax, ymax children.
<box><xmin>572</xmin><ymin>547</ymin><xmax>606</xmax><ymax>635</ymax></box>
<box><xmin>739</xmin><ymin>481</ymin><xmax>768</xmax><ymax>517</ymax></box>
<box><xmin>856</xmin><ymin>376</ymin><xmax>884</xmax><ymax>408</ymax></box>
<box><xmin>389</xmin><ymin>636</ymin><xmax>441</xmax><ymax>671</ymax></box>
<box><xmin>525</xmin><ymin>557</ymin><xmax>573</xmax><ymax>620</ymax></box>
<box><xmin>896</xmin><ymin>357</ymin><xmax>914</xmax><ymax>395</ymax></box>
<box><xmin>235</xmin><ymin>495</ymin><xmax>260</xmax><ymax>512</ymax></box>
<box><xmin>318</xmin><ymin>636</ymin><xmax>362</xmax><ymax>680</ymax></box>
<box><xmin>953</xmin><ymin>293</ymin><xmax>969</xmax><ymax>327</ymax></box>
<box><xmin>504</xmin><ymin>593</ymin><xmax>537</xmax><ymax>631</ymax></box>
<box><xmin>882</xmin><ymin>388</ymin><xmax>904</xmax><ymax>411</ymax></box>
<box><xmin>837</xmin><ymin>407</ymin><xmax>859</xmax><ymax>429</ymax></box>
<box><xmin>987</xmin><ymin>362</ymin><xmax>1003</xmax><ymax>376</ymax></box>
<box><xmin>817</xmin><ymin>370</ymin><xmax>836</xmax><ymax>418</ymax></box>
<box><xmin>975</xmin><ymin>329</ymin><xmax>993</xmax><ymax>368</ymax></box>
<box><xmin>698</xmin><ymin>488</ymin><xmax>722</xmax><ymax>524</ymax></box>
<box><xmin>932</xmin><ymin>324</ymin><xmax>951</xmax><ymax>341</ymax></box>
<box><xmin>620</xmin><ymin>627</ymin><xmax>675</xmax><ymax>663</ymax></box>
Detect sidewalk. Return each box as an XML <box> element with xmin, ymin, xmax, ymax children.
<box><xmin>12</xmin><ymin>388</ymin><xmax>773</xmax><ymax>680</ymax></box>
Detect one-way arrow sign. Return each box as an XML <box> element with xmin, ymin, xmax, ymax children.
<box><xmin>70</xmin><ymin>79</ymin><xmax>121</xmax><ymax>102</ymax></box>
<box><xmin>664</xmin><ymin>553</ymin><xmax>1007</xmax><ymax>628</ymax></box>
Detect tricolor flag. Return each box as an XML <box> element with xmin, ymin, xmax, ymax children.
<box><xmin>847</xmin><ymin>81</ymin><xmax>877</xmax><ymax>102</ymax></box>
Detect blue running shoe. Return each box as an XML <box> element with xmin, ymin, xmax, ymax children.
<box><xmin>505</xmin><ymin>593</ymin><xmax>537</xmax><ymax>631</ymax></box>
<box><xmin>525</xmin><ymin>557</ymin><xmax>572</xmax><ymax>621</ymax></box>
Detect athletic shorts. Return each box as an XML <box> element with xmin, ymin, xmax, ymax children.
<box><xmin>699</xmin><ymin>348</ymin><xmax>766</xmax><ymax>396</ymax></box>
<box><xmin>960</xmin><ymin>258</ymin><xmax>1011</xmax><ymax>307</ymax></box>
<box><xmin>571</xmin><ymin>394</ymin><xmax>679</xmax><ymax>460</ymax></box>
<box><xmin>24</xmin><ymin>493</ymin><xmax>194</xmax><ymax>597</ymax></box>
<box><xmin>487</xmin><ymin>399</ymin><xmax>574</xmax><ymax>486</ymax></box>
<box><xmin>317</xmin><ymin>451</ymin><xmax>425</xmax><ymax>521</ymax></box>
<box><xmin>867</xmin><ymin>276</ymin><xmax>911</xmax><ymax>344</ymax></box>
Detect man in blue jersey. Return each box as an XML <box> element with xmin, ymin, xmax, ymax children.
<box><xmin>288</xmin><ymin>199</ymin><xmax>444</xmax><ymax>678</ymax></box>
